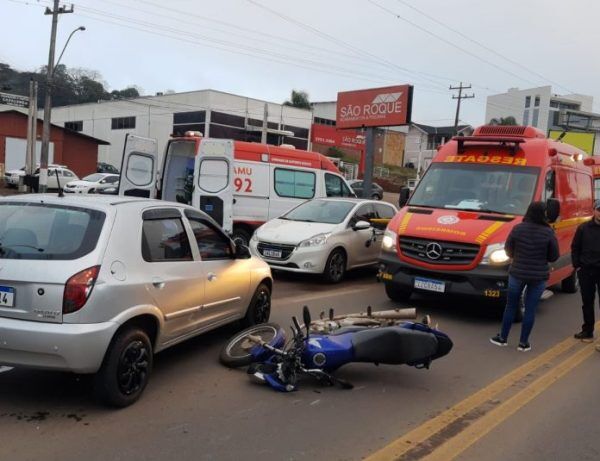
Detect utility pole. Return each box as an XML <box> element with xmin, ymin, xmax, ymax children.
<box><xmin>39</xmin><ymin>0</ymin><xmax>74</xmax><ymax>193</ymax></box>
<box><xmin>261</xmin><ymin>103</ymin><xmax>268</xmax><ymax>144</ymax></box>
<box><xmin>450</xmin><ymin>82</ymin><xmax>474</xmax><ymax>135</ymax></box>
<box><xmin>24</xmin><ymin>80</ymin><xmax>38</xmax><ymax>192</ymax></box>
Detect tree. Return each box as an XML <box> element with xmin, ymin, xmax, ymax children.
<box><xmin>489</xmin><ymin>116</ymin><xmax>517</xmax><ymax>125</ymax></box>
<box><xmin>283</xmin><ymin>90</ymin><xmax>310</xmax><ymax>109</ymax></box>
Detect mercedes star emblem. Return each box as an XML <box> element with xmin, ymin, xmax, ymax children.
<box><xmin>425</xmin><ymin>242</ymin><xmax>443</xmax><ymax>260</ymax></box>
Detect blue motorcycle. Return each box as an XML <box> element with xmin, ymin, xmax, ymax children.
<box><xmin>220</xmin><ymin>306</ymin><xmax>453</xmax><ymax>392</ymax></box>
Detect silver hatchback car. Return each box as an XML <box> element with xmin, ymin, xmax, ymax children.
<box><xmin>0</xmin><ymin>195</ymin><xmax>272</xmax><ymax>406</ymax></box>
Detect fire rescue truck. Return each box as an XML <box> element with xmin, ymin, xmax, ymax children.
<box><xmin>378</xmin><ymin>125</ymin><xmax>593</xmax><ymax>317</ymax></box>
<box><xmin>118</xmin><ymin>133</ymin><xmax>355</xmax><ymax>245</ymax></box>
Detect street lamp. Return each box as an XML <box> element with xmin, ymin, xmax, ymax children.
<box><xmin>38</xmin><ymin>25</ymin><xmax>85</xmax><ymax>193</ymax></box>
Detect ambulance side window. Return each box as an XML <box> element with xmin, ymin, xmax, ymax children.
<box><xmin>274</xmin><ymin>168</ymin><xmax>315</xmax><ymax>199</ymax></box>
<box><xmin>543</xmin><ymin>170</ymin><xmax>555</xmax><ymax>201</ymax></box>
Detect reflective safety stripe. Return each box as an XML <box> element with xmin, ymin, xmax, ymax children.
<box><xmin>552</xmin><ymin>216</ymin><xmax>591</xmax><ymax>230</ymax></box>
<box><xmin>397</xmin><ymin>212</ymin><xmax>413</xmax><ymax>235</ymax></box>
<box><xmin>475</xmin><ymin>221</ymin><xmax>504</xmax><ymax>244</ymax></box>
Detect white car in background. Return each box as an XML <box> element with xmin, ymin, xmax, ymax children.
<box><xmin>33</xmin><ymin>166</ymin><xmax>78</xmax><ymax>190</ymax></box>
<box><xmin>64</xmin><ymin>173</ymin><xmax>120</xmax><ymax>194</ymax></box>
<box><xmin>250</xmin><ymin>198</ymin><xmax>397</xmax><ymax>283</ymax></box>
<box><xmin>4</xmin><ymin>164</ymin><xmax>67</xmax><ymax>188</ymax></box>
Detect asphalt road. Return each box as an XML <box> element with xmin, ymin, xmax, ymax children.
<box><xmin>1</xmin><ymin>267</ymin><xmax>599</xmax><ymax>461</ymax></box>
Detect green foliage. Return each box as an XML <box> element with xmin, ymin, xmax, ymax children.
<box><xmin>0</xmin><ymin>62</ymin><xmax>142</xmax><ymax>107</ymax></box>
<box><xmin>489</xmin><ymin>116</ymin><xmax>517</xmax><ymax>126</ymax></box>
<box><xmin>326</xmin><ymin>147</ymin><xmax>345</xmax><ymax>158</ymax></box>
<box><xmin>283</xmin><ymin>90</ymin><xmax>310</xmax><ymax>109</ymax></box>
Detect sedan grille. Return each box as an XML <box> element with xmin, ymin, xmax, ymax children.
<box><xmin>257</xmin><ymin>242</ymin><xmax>296</xmax><ymax>260</ymax></box>
<box><xmin>399</xmin><ymin>236</ymin><xmax>480</xmax><ymax>265</ymax></box>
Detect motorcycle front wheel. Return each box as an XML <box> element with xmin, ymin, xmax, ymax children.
<box><xmin>219</xmin><ymin>323</ymin><xmax>282</xmax><ymax>368</ymax></box>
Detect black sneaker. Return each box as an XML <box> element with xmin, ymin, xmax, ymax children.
<box><xmin>574</xmin><ymin>331</ymin><xmax>594</xmax><ymax>343</ymax></box>
<box><xmin>517</xmin><ymin>342</ymin><xmax>531</xmax><ymax>352</ymax></box>
<box><xmin>490</xmin><ymin>334</ymin><xmax>508</xmax><ymax>347</ymax></box>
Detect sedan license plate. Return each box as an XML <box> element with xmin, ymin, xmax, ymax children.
<box><xmin>414</xmin><ymin>277</ymin><xmax>445</xmax><ymax>293</ymax></box>
<box><xmin>263</xmin><ymin>249</ymin><xmax>282</xmax><ymax>258</ymax></box>
<box><xmin>0</xmin><ymin>286</ymin><xmax>15</xmax><ymax>307</ymax></box>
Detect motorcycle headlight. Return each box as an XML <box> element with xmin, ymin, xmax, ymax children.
<box><xmin>481</xmin><ymin>243</ymin><xmax>510</xmax><ymax>265</ymax></box>
<box><xmin>381</xmin><ymin>229</ymin><xmax>398</xmax><ymax>253</ymax></box>
<box><xmin>299</xmin><ymin>233</ymin><xmax>330</xmax><ymax>248</ymax></box>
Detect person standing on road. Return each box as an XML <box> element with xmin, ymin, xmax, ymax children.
<box><xmin>490</xmin><ymin>201</ymin><xmax>559</xmax><ymax>351</ymax></box>
<box><xmin>571</xmin><ymin>199</ymin><xmax>600</xmax><ymax>347</ymax></box>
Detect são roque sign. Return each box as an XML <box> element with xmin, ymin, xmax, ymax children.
<box><xmin>336</xmin><ymin>85</ymin><xmax>413</xmax><ymax>129</ymax></box>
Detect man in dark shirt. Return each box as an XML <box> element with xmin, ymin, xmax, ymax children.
<box><xmin>571</xmin><ymin>199</ymin><xmax>600</xmax><ymax>343</ymax></box>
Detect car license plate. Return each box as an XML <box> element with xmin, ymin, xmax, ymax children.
<box><xmin>263</xmin><ymin>249</ymin><xmax>282</xmax><ymax>258</ymax></box>
<box><xmin>414</xmin><ymin>277</ymin><xmax>445</xmax><ymax>293</ymax></box>
<box><xmin>0</xmin><ymin>286</ymin><xmax>15</xmax><ymax>307</ymax></box>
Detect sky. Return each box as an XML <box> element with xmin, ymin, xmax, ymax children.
<box><xmin>2</xmin><ymin>0</ymin><xmax>600</xmax><ymax>127</ymax></box>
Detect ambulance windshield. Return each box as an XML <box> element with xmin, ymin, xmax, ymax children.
<box><xmin>409</xmin><ymin>163</ymin><xmax>539</xmax><ymax>216</ymax></box>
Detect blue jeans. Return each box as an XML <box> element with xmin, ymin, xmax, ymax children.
<box><xmin>500</xmin><ymin>275</ymin><xmax>546</xmax><ymax>344</ymax></box>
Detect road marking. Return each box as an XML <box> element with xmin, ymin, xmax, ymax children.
<box><xmin>365</xmin><ymin>323</ymin><xmax>600</xmax><ymax>461</ymax></box>
<box><xmin>274</xmin><ymin>285</ymin><xmax>376</xmax><ymax>306</ymax></box>
<box><xmin>422</xmin><ymin>342</ymin><xmax>596</xmax><ymax>461</ymax></box>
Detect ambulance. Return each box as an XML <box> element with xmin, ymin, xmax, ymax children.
<box><xmin>118</xmin><ymin>132</ymin><xmax>355</xmax><ymax>245</ymax></box>
<box><xmin>378</xmin><ymin>125</ymin><xmax>593</xmax><ymax>315</ymax></box>
<box><xmin>589</xmin><ymin>155</ymin><xmax>600</xmax><ymax>198</ymax></box>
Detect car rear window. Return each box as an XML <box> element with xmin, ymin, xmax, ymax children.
<box><xmin>0</xmin><ymin>202</ymin><xmax>106</xmax><ymax>260</ymax></box>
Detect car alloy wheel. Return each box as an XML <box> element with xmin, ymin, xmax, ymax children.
<box><xmin>117</xmin><ymin>340</ymin><xmax>150</xmax><ymax>396</ymax></box>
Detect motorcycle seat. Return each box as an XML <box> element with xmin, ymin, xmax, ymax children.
<box><xmin>351</xmin><ymin>327</ymin><xmax>438</xmax><ymax>365</ymax></box>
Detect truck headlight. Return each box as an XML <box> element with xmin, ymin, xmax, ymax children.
<box><xmin>299</xmin><ymin>233</ymin><xmax>330</xmax><ymax>248</ymax></box>
<box><xmin>481</xmin><ymin>243</ymin><xmax>510</xmax><ymax>265</ymax></box>
<box><xmin>381</xmin><ymin>230</ymin><xmax>398</xmax><ymax>252</ymax></box>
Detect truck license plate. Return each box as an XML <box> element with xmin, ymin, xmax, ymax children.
<box><xmin>414</xmin><ymin>277</ymin><xmax>445</xmax><ymax>293</ymax></box>
<box><xmin>0</xmin><ymin>286</ymin><xmax>15</xmax><ymax>307</ymax></box>
<box><xmin>263</xmin><ymin>249</ymin><xmax>282</xmax><ymax>258</ymax></box>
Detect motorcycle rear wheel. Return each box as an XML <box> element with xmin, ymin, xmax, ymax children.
<box><xmin>220</xmin><ymin>323</ymin><xmax>282</xmax><ymax>368</ymax></box>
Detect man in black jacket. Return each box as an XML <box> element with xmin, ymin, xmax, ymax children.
<box><xmin>572</xmin><ymin>199</ymin><xmax>600</xmax><ymax>343</ymax></box>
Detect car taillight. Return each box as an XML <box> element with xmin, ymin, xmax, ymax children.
<box><xmin>63</xmin><ymin>266</ymin><xmax>101</xmax><ymax>314</ymax></box>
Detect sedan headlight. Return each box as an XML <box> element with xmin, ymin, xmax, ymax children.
<box><xmin>381</xmin><ymin>229</ymin><xmax>398</xmax><ymax>253</ymax></box>
<box><xmin>299</xmin><ymin>233</ymin><xmax>330</xmax><ymax>248</ymax></box>
<box><xmin>481</xmin><ymin>243</ymin><xmax>510</xmax><ymax>265</ymax></box>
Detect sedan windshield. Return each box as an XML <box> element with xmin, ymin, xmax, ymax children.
<box><xmin>83</xmin><ymin>173</ymin><xmax>105</xmax><ymax>182</ymax></box>
<box><xmin>283</xmin><ymin>200</ymin><xmax>355</xmax><ymax>224</ymax></box>
<box><xmin>409</xmin><ymin>163</ymin><xmax>539</xmax><ymax>215</ymax></box>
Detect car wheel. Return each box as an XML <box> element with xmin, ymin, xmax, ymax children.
<box><xmin>323</xmin><ymin>249</ymin><xmax>346</xmax><ymax>283</ymax></box>
<box><xmin>241</xmin><ymin>283</ymin><xmax>271</xmax><ymax>328</ymax></box>
<box><xmin>232</xmin><ymin>227</ymin><xmax>252</xmax><ymax>248</ymax></box>
<box><xmin>561</xmin><ymin>271</ymin><xmax>579</xmax><ymax>293</ymax></box>
<box><xmin>93</xmin><ymin>327</ymin><xmax>153</xmax><ymax>408</ymax></box>
<box><xmin>384</xmin><ymin>282</ymin><xmax>412</xmax><ymax>302</ymax></box>
<box><xmin>371</xmin><ymin>193</ymin><xmax>381</xmax><ymax>200</ymax></box>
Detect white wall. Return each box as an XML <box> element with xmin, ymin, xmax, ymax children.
<box><xmin>485</xmin><ymin>86</ymin><xmax>553</xmax><ymax>131</ymax></box>
<box><xmin>4</xmin><ymin>137</ymin><xmax>54</xmax><ymax>171</ymax></box>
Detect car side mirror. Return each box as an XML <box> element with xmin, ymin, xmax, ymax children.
<box><xmin>235</xmin><ymin>243</ymin><xmax>251</xmax><ymax>259</ymax></box>
<box><xmin>399</xmin><ymin>186</ymin><xmax>411</xmax><ymax>207</ymax></box>
<box><xmin>546</xmin><ymin>198</ymin><xmax>560</xmax><ymax>223</ymax></box>
<box><xmin>353</xmin><ymin>220</ymin><xmax>371</xmax><ymax>231</ymax></box>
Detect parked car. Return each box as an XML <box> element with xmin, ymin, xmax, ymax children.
<box><xmin>64</xmin><ymin>173</ymin><xmax>120</xmax><ymax>194</ymax></box>
<box><xmin>347</xmin><ymin>179</ymin><xmax>384</xmax><ymax>200</ymax></box>
<box><xmin>4</xmin><ymin>164</ymin><xmax>67</xmax><ymax>188</ymax></box>
<box><xmin>0</xmin><ymin>195</ymin><xmax>272</xmax><ymax>407</ymax></box>
<box><xmin>250</xmin><ymin>198</ymin><xmax>397</xmax><ymax>282</ymax></box>
<box><xmin>32</xmin><ymin>166</ymin><xmax>78</xmax><ymax>190</ymax></box>
<box><xmin>97</xmin><ymin>162</ymin><xmax>120</xmax><ymax>174</ymax></box>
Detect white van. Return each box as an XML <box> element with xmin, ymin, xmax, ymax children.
<box><xmin>118</xmin><ymin>133</ymin><xmax>355</xmax><ymax>245</ymax></box>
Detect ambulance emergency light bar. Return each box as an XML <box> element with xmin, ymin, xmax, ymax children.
<box><xmin>452</xmin><ymin>136</ymin><xmax>526</xmax><ymax>155</ymax></box>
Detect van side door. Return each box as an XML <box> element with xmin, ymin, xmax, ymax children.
<box><xmin>193</xmin><ymin>139</ymin><xmax>235</xmax><ymax>233</ymax></box>
<box><xmin>118</xmin><ymin>134</ymin><xmax>158</xmax><ymax>198</ymax></box>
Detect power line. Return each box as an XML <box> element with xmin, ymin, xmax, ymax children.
<box><xmin>366</xmin><ymin>0</ymin><xmax>542</xmax><ymax>87</ymax></box>
<box><xmin>393</xmin><ymin>0</ymin><xmax>576</xmax><ymax>95</ymax></box>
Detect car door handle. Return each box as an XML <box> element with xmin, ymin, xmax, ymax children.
<box><xmin>152</xmin><ymin>277</ymin><xmax>165</xmax><ymax>289</ymax></box>
<box><xmin>207</xmin><ymin>272</ymin><xmax>217</xmax><ymax>282</ymax></box>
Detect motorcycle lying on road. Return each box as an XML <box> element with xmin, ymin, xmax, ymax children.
<box><xmin>220</xmin><ymin>306</ymin><xmax>453</xmax><ymax>392</ymax></box>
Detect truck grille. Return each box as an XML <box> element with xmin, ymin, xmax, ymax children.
<box><xmin>257</xmin><ymin>242</ymin><xmax>296</xmax><ymax>260</ymax></box>
<box><xmin>399</xmin><ymin>237</ymin><xmax>480</xmax><ymax>265</ymax></box>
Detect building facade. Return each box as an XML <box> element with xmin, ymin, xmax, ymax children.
<box><xmin>49</xmin><ymin>90</ymin><xmax>313</xmax><ymax>168</ymax></box>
